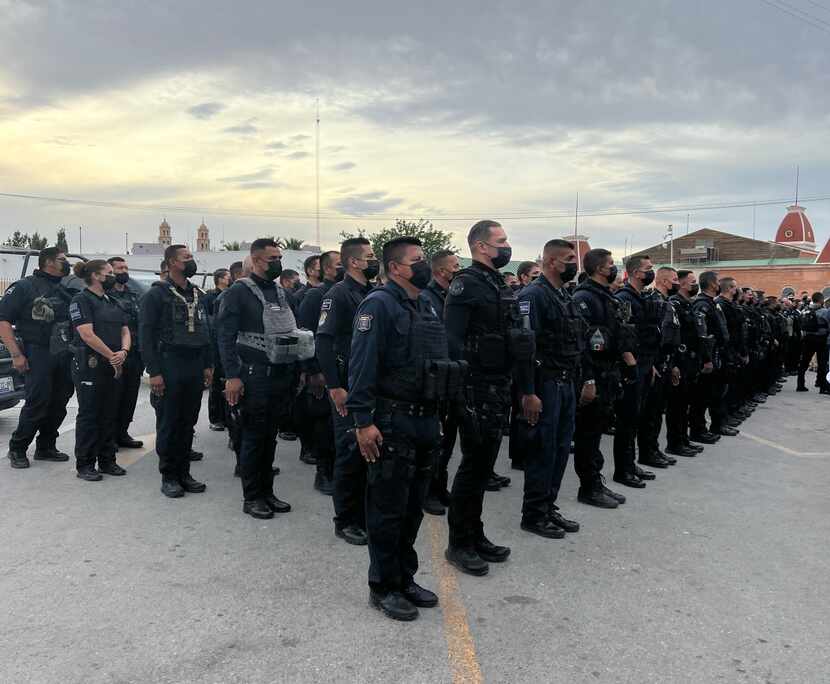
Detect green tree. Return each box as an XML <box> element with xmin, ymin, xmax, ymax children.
<box><xmin>282</xmin><ymin>237</ymin><xmax>305</xmax><ymax>250</ymax></box>
<box><xmin>3</xmin><ymin>230</ymin><xmax>28</xmax><ymax>248</ymax></box>
<box><xmin>340</xmin><ymin>219</ymin><xmax>455</xmax><ymax>260</ymax></box>
<box><xmin>222</xmin><ymin>241</ymin><xmax>242</xmax><ymax>251</ymax></box>
<box><xmin>27</xmin><ymin>232</ymin><xmax>48</xmax><ymax>250</ymax></box>
<box><xmin>55</xmin><ymin>228</ymin><xmax>69</xmax><ymax>253</ymax></box>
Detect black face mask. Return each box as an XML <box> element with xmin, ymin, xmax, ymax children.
<box><xmin>605</xmin><ymin>265</ymin><xmax>618</xmax><ymax>284</ymax></box>
<box><xmin>102</xmin><ymin>275</ymin><xmax>116</xmax><ymax>290</ymax></box>
<box><xmin>668</xmin><ymin>283</ymin><xmax>680</xmax><ymax>296</ymax></box>
<box><xmin>60</xmin><ymin>260</ymin><xmax>70</xmax><ymax>277</ymax></box>
<box><xmin>362</xmin><ymin>259</ymin><xmax>380</xmax><ymax>280</ymax></box>
<box><xmin>640</xmin><ymin>270</ymin><xmax>655</xmax><ymax>287</ymax></box>
<box><xmin>183</xmin><ymin>260</ymin><xmax>198</xmax><ymax>278</ymax></box>
<box><xmin>714</xmin><ymin>286</ymin><xmax>722</xmax><ymax>296</ymax></box>
<box><xmin>407</xmin><ymin>260</ymin><xmax>432</xmax><ymax>289</ymax></box>
<box><xmin>487</xmin><ymin>244</ymin><xmax>512</xmax><ymax>269</ymax></box>
<box><xmin>265</xmin><ymin>258</ymin><xmax>282</xmax><ymax>281</ymax></box>
<box><xmin>561</xmin><ymin>262</ymin><xmax>578</xmax><ymax>283</ymax></box>
<box><xmin>688</xmin><ymin>284</ymin><xmax>700</xmax><ymax>297</ymax></box>
<box><xmin>510</xmin><ymin>283</ymin><xmax>521</xmax><ymax>291</ymax></box>
<box><xmin>334</xmin><ymin>265</ymin><xmax>345</xmax><ymax>282</ymax></box>
<box><xmin>292</xmin><ymin>281</ymin><xmax>303</xmax><ymax>292</ymax></box>
<box><xmin>115</xmin><ymin>272</ymin><xmax>130</xmax><ymax>285</ymax></box>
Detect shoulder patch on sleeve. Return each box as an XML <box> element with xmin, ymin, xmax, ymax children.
<box><xmin>356</xmin><ymin>314</ymin><xmax>373</xmax><ymax>332</ymax></box>
<box><xmin>321</xmin><ymin>298</ymin><xmax>332</xmax><ymax>311</ymax></box>
<box><xmin>519</xmin><ymin>300</ymin><xmax>530</xmax><ymax>315</ymax></box>
<box><xmin>69</xmin><ymin>302</ymin><xmax>82</xmax><ymax>321</ymax></box>
<box><xmin>4</xmin><ymin>285</ymin><xmax>14</xmax><ymax>297</ymax></box>
<box><xmin>449</xmin><ymin>279</ymin><xmax>464</xmax><ymax>296</ymax></box>
<box><xmin>318</xmin><ymin>311</ymin><xmax>328</xmax><ymax>327</ymax></box>
<box><xmin>579</xmin><ymin>301</ymin><xmax>589</xmax><ymax>311</ymax></box>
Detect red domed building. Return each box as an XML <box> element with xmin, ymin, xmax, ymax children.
<box><xmin>774</xmin><ymin>205</ymin><xmax>816</xmax><ymax>252</ymax></box>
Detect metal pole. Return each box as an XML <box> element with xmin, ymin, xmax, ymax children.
<box><xmin>315</xmin><ymin>98</ymin><xmax>321</xmax><ymax>248</ymax></box>
<box><xmin>79</xmin><ymin>225</ymin><xmax>82</xmax><ymax>253</ymax></box>
<box><xmin>574</xmin><ymin>192</ymin><xmax>580</xmax><ymax>271</ymax></box>
<box><xmin>668</xmin><ymin>224</ymin><xmax>674</xmax><ymax>267</ymax></box>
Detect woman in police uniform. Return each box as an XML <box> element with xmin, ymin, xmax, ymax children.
<box><xmin>69</xmin><ymin>260</ymin><xmax>130</xmax><ymax>481</ymax></box>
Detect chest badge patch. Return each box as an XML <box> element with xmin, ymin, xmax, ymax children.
<box><xmin>321</xmin><ymin>298</ymin><xmax>333</xmax><ymax>311</ymax></box>
<box><xmin>519</xmin><ymin>300</ymin><xmax>530</xmax><ymax>315</ymax></box>
<box><xmin>449</xmin><ymin>279</ymin><xmax>464</xmax><ymax>296</ymax></box>
<box><xmin>356</xmin><ymin>314</ymin><xmax>373</xmax><ymax>332</ymax></box>
<box><xmin>88</xmin><ymin>355</ymin><xmax>98</xmax><ymax>369</ymax></box>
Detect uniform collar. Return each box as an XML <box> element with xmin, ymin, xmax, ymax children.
<box><xmin>84</xmin><ymin>287</ymin><xmax>107</xmax><ymax>301</ymax></box>
<box><xmin>34</xmin><ymin>269</ymin><xmax>63</xmax><ymax>284</ymax></box>
<box><xmin>623</xmin><ymin>282</ymin><xmax>644</xmax><ymax>298</ymax></box>
<box><xmin>385</xmin><ymin>279</ymin><xmax>416</xmax><ymax>302</ymax></box>
<box><xmin>250</xmin><ymin>273</ymin><xmax>275</xmax><ymax>289</ymax></box>
<box><xmin>427</xmin><ymin>278</ymin><xmax>447</xmax><ymax>295</ymax></box>
<box><xmin>345</xmin><ymin>273</ymin><xmax>372</xmax><ymax>294</ymax></box>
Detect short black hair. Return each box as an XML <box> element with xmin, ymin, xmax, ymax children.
<box><xmin>341</xmin><ymin>237</ymin><xmax>370</xmax><ymax>265</ymax></box>
<box><xmin>107</xmin><ymin>256</ymin><xmax>126</xmax><ymax>266</ymax></box>
<box><xmin>164</xmin><ymin>244</ymin><xmax>187</xmax><ymax>267</ymax></box>
<box><xmin>382</xmin><ymin>237</ymin><xmax>422</xmax><ymax>270</ymax></box>
<box><xmin>577</xmin><ymin>271</ymin><xmax>588</xmax><ymax>284</ymax></box>
<box><xmin>583</xmin><ymin>248</ymin><xmax>612</xmax><ymax>275</ymax></box>
<box><xmin>431</xmin><ymin>249</ymin><xmax>456</xmax><ymax>266</ymax></box>
<box><xmin>320</xmin><ymin>250</ymin><xmax>340</xmax><ymax>274</ymax></box>
<box><xmin>228</xmin><ymin>261</ymin><xmax>243</xmax><ymax>277</ymax></box>
<box><xmin>657</xmin><ymin>266</ymin><xmax>677</xmax><ymax>274</ymax></box>
<box><xmin>213</xmin><ymin>268</ymin><xmax>229</xmax><ymax>286</ymax></box>
<box><xmin>280</xmin><ymin>269</ymin><xmax>299</xmax><ymax>280</ymax></box>
<box><xmin>250</xmin><ymin>238</ymin><xmax>278</xmax><ymax>254</ymax></box>
<box><xmin>502</xmin><ymin>272</ymin><xmax>516</xmax><ymax>278</ymax></box>
<box><xmin>812</xmin><ymin>291</ymin><xmax>825</xmax><ymax>304</ymax></box>
<box><xmin>699</xmin><ymin>271</ymin><xmax>719</xmax><ymax>292</ymax></box>
<box><xmin>677</xmin><ymin>269</ymin><xmax>693</xmax><ymax>280</ymax></box>
<box><xmin>38</xmin><ymin>246</ymin><xmax>63</xmax><ymax>269</ymax></box>
<box><xmin>543</xmin><ymin>239</ymin><xmax>574</xmax><ymax>256</ymax></box>
<box><xmin>303</xmin><ymin>254</ymin><xmax>320</xmax><ymax>276</ymax></box>
<box><xmin>467</xmin><ymin>220</ymin><xmax>501</xmax><ymax>247</ymax></box>
<box><xmin>718</xmin><ymin>276</ymin><xmax>736</xmax><ymax>290</ymax></box>
<box><xmin>626</xmin><ymin>254</ymin><xmax>650</xmax><ymax>273</ymax></box>
<box><xmin>159</xmin><ymin>259</ymin><xmax>168</xmax><ymax>272</ymax></box>
<box><xmin>516</xmin><ymin>260</ymin><xmax>538</xmax><ymax>279</ymax></box>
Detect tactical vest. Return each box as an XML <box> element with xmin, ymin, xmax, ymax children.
<box><xmin>661</xmin><ymin>299</ymin><xmax>683</xmax><ymax>349</ymax></box>
<box><xmin>110</xmin><ymin>288</ymin><xmax>140</xmax><ymax>350</ymax></box>
<box><xmin>577</xmin><ymin>284</ymin><xmax>630</xmax><ymax>369</ymax></box>
<box><xmin>802</xmin><ymin>308</ymin><xmax>821</xmax><ymax>334</ymax></box>
<box><xmin>159</xmin><ymin>281</ymin><xmax>209</xmax><ymax>349</ymax></box>
<box><xmin>535</xmin><ymin>285</ymin><xmax>586</xmax><ymax>371</ymax></box>
<box><xmin>12</xmin><ymin>273</ymin><xmax>72</xmax><ymax>348</ymax></box>
<box><xmin>236</xmin><ymin>278</ymin><xmax>314</xmax><ymax>364</ymax></box>
<box><xmin>634</xmin><ymin>290</ymin><xmax>664</xmax><ymax>355</ymax></box>
<box><xmin>461</xmin><ymin>268</ymin><xmax>534</xmax><ymax>373</ymax></box>
<box><xmin>377</xmin><ymin>293</ymin><xmax>467</xmax><ymax>403</ymax></box>
<box><xmin>71</xmin><ymin>291</ymin><xmax>126</xmax><ymax>353</ymax></box>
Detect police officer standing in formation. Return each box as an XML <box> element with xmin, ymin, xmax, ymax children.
<box><xmin>421</xmin><ymin>249</ymin><xmax>461</xmax><ymax>516</ymax></box>
<box><xmin>297</xmin><ymin>250</ymin><xmax>342</xmax><ymax>492</ymax></box>
<box><xmin>316</xmin><ymin>237</ymin><xmax>378</xmax><ymax>544</ymax></box>
<box><xmin>218</xmin><ymin>238</ymin><xmax>320</xmax><ymax>518</ymax></box>
<box><xmin>348</xmin><ymin>236</ymin><xmax>462</xmax><ymax>621</ymax></box>
<box><xmin>107</xmin><ymin>256</ymin><xmax>145</xmax><ymax>449</ymax></box>
<box><xmin>0</xmin><ymin>246</ymin><xmax>75</xmax><ymax>469</ymax></box>
<box><xmin>664</xmin><ymin>270</ymin><xmax>710</xmax><ymax>457</ymax></box>
<box><xmin>690</xmin><ymin>271</ymin><xmax>731</xmax><ymax>442</ymax></box>
<box><xmin>140</xmin><ymin>244</ymin><xmax>213</xmax><ymax>498</ymax></box>
<box><xmin>613</xmin><ymin>254</ymin><xmax>663</xmax><ymax>484</ymax></box>
<box><xmin>517</xmin><ymin>239</ymin><xmax>590</xmax><ymax>538</ymax></box>
<box><xmin>202</xmin><ymin>268</ymin><xmax>231</xmax><ymax>432</ymax></box>
<box><xmin>291</xmin><ymin>254</ymin><xmax>321</xmax><ymax>310</ymax></box>
<box><xmin>571</xmin><ymin>249</ymin><xmax>631</xmax><ymax>508</ymax></box>
<box><xmin>516</xmin><ymin>260</ymin><xmax>542</xmax><ymax>288</ymax></box>
<box><xmin>797</xmin><ymin>292</ymin><xmax>829</xmax><ymax>393</ymax></box>
<box><xmin>68</xmin><ymin>260</ymin><xmax>130</xmax><ymax>481</ymax></box>
<box><xmin>444</xmin><ymin>220</ymin><xmax>534</xmax><ymax>576</ymax></box>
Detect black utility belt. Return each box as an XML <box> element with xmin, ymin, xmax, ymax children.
<box><xmin>159</xmin><ymin>345</ymin><xmax>203</xmax><ymax>355</ymax></box>
<box><xmin>375</xmin><ymin>397</ymin><xmax>438</xmax><ymax>417</ymax></box>
<box><xmin>242</xmin><ymin>362</ymin><xmax>293</xmax><ymax>377</ymax></box>
<box><xmin>539</xmin><ymin>366</ymin><xmax>579</xmax><ymax>383</ymax></box>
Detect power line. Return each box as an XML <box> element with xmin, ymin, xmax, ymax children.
<box><xmin>758</xmin><ymin>0</ymin><xmax>830</xmax><ymax>32</ymax></box>
<box><xmin>805</xmin><ymin>0</ymin><xmax>830</xmax><ymax>13</ymax></box>
<box><xmin>2</xmin><ymin>190</ymin><xmax>830</xmax><ymax>223</ymax></box>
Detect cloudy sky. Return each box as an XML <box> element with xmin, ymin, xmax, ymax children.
<box><xmin>1</xmin><ymin>0</ymin><xmax>829</xmax><ymax>260</ymax></box>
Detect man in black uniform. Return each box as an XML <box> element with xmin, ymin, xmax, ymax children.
<box><xmin>664</xmin><ymin>270</ymin><xmax>710</xmax><ymax>457</ymax></box>
<box><xmin>614</xmin><ymin>255</ymin><xmax>665</xmax><ymax>482</ymax></box>
<box><xmin>316</xmin><ymin>237</ymin><xmax>377</xmax><ymax>544</ymax></box>
<box><xmin>517</xmin><ymin>239</ymin><xmax>591</xmax><ymax>538</ymax></box>
<box><xmin>572</xmin><ymin>249</ymin><xmax>633</xmax><ymax>508</ymax></box>
<box><xmin>297</xmin><ymin>250</ymin><xmax>342</xmax><ymax>487</ymax></box>
<box><xmin>690</xmin><ymin>271</ymin><xmax>733</xmax><ymax>441</ymax></box>
<box><xmin>797</xmin><ymin>292</ymin><xmax>829</xmax><ymax>392</ymax></box>
<box><xmin>421</xmin><ymin>249</ymin><xmax>461</xmax><ymax>516</ymax></box>
<box><xmin>107</xmin><ymin>256</ymin><xmax>145</xmax><ymax>449</ymax></box>
<box><xmin>0</xmin><ymin>247</ymin><xmax>75</xmax><ymax>469</ymax></box>
<box><xmin>349</xmin><ymin>236</ymin><xmax>463</xmax><ymax>621</ymax></box>
<box><xmin>201</xmin><ymin>268</ymin><xmax>231</xmax><ymax>432</ymax></box>
<box><xmin>444</xmin><ymin>220</ymin><xmax>534</xmax><ymax>576</ymax></box>
<box><xmin>716</xmin><ymin>277</ymin><xmax>751</xmax><ymax>425</ymax></box>
<box><xmin>291</xmin><ymin>255</ymin><xmax>322</xmax><ymax>310</ymax></box>
<box><xmin>218</xmin><ymin>238</ymin><xmax>321</xmax><ymax>518</ymax></box>
<box><xmin>140</xmin><ymin>244</ymin><xmax>213</xmax><ymax>498</ymax></box>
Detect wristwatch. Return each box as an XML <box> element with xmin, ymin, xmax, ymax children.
<box><xmin>583</xmin><ymin>379</ymin><xmax>596</xmax><ymax>386</ymax></box>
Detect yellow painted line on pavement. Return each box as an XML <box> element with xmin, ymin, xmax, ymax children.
<box><xmin>741</xmin><ymin>431</ymin><xmax>830</xmax><ymax>458</ymax></box>
<box><xmin>116</xmin><ymin>433</ymin><xmax>157</xmax><ymax>466</ymax></box>
<box><xmin>427</xmin><ymin>516</ymin><xmax>484</xmax><ymax>684</ymax></box>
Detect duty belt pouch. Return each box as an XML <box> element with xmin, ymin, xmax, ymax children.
<box><xmin>475</xmin><ymin>333</ymin><xmax>506</xmax><ymax>370</ymax></box>
<box><xmin>508</xmin><ymin>328</ymin><xmax>535</xmax><ymax>362</ymax></box>
<box><xmin>49</xmin><ymin>321</ymin><xmax>72</xmax><ymax>356</ymax></box>
<box><xmin>421</xmin><ymin>360</ymin><xmax>450</xmax><ymax>401</ymax></box>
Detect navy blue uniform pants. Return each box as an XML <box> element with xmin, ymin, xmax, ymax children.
<box><xmin>366</xmin><ymin>411</ymin><xmax>440</xmax><ymax>593</ymax></box>
<box><xmin>521</xmin><ymin>379</ymin><xmax>576</xmax><ymax>523</ymax></box>
<box><xmin>333</xmin><ymin>406</ymin><xmax>366</xmax><ymax>530</ymax></box>
<box><xmin>613</xmin><ymin>365</ymin><xmax>650</xmax><ymax>476</ymax></box>
<box><xmin>116</xmin><ymin>351</ymin><xmax>143</xmax><ymax>438</ymax></box>
<box><xmin>9</xmin><ymin>344</ymin><xmax>74</xmax><ymax>453</ymax></box>
<box><xmin>72</xmin><ymin>353</ymin><xmax>122</xmax><ymax>468</ymax></box>
<box><xmin>151</xmin><ymin>351</ymin><xmax>203</xmax><ymax>480</ymax></box>
<box><xmin>238</xmin><ymin>363</ymin><xmax>293</xmax><ymax>501</ymax></box>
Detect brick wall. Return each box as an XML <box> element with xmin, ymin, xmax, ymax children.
<box><xmin>695</xmin><ymin>264</ymin><xmax>830</xmax><ymax>295</ymax></box>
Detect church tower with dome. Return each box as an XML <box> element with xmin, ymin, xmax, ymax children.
<box><xmin>158</xmin><ymin>218</ymin><xmax>172</xmax><ymax>247</ymax></box>
<box><xmin>774</xmin><ymin>204</ymin><xmax>816</xmax><ymax>252</ymax></box>
<box><xmin>196</xmin><ymin>220</ymin><xmax>210</xmax><ymax>252</ymax></box>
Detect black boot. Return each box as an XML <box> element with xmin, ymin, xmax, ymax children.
<box><xmin>161</xmin><ymin>478</ymin><xmax>185</xmax><ymax>498</ymax></box>
<box><xmin>8</xmin><ymin>450</ymin><xmax>29</xmax><ymax>469</ymax></box>
<box><xmin>445</xmin><ymin>546</ymin><xmax>489</xmax><ymax>576</ymax></box>
<box><xmin>76</xmin><ymin>464</ymin><xmax>102</xmax><ymax>481</ymax></box>
<box><xmin>243</xmin><ymin>499</ymin><xmax>274</xmax><ymax>519</ymax></box>
<box><xmin>314</xmin><ymin>471</ymin><xmax>334</xmax><ymax>495</ymax></box>
<box><xmin>180</xmin><ymin>474</ymin><xmax>206</xmax><ymax>493</ymax></box>
<box><xmin>33</xmin><ymin>448</ymin><xmax>69</xmax><ymax>462</ymax></box>
<box><xmin>370</xmin><ymin>590</ymin><xmax>419</xmax><ymax>621</ymax></box>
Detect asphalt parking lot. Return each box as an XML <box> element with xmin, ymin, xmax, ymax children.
<box><xmin>1</xmin><ymin>377</ymin><xmax>828</xmax><ymax>684</ymax></box>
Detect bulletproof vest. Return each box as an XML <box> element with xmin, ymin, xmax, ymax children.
<box><xmin>534</xmin><ymin>285</ymin><xmax>586</xmax><ymax>369</ymax></box>
<box><xmin>802</xmin><ymin>308</ymin><xmax>820</xmax><ymax>334</ymax></box>
<box><xmin>377</xmin><ymin>293</ymin><xmax>466</xmax><ymax>402</ymax></box>
<box><xmin>236</xmin><ymin>278</ymin><xmax>314</xmax><ymax>364</ymax></box>
<box><xmin>576</xmin><ymin>282</ymin><xmax>632</xmax><ymax>369</ymax></box>
<box><xmin>72</xmin><ymin>291</ymin><xmax>125</xmax><ymax>351</ymax></box>
<box><xmin>110</xmin><ymin>288</ymin><xmax>140</xmax><ymax>347</ymax></box>
<box><xmin>159</xmin><ymin>281</ymin><xmax>209</xmax><ymax>349</ymax></box>
<box><xmin>461</xmin><ymin>267</ymin><xmax>534</xmax><ymax>373</ymax></box>
<box><xmin>12</xmin><ymin>272</ymin><xmax>72</xmax><ymax>348</ymax></box>
<box><xmin>629</xmin><ymin>288</ymin><xmax>663</xmax><ymax>355</ymax></box>
<box><xmin>661</xmin><ymin>299</ymin><xmax>682</xmax><ymax>349</ymax></box>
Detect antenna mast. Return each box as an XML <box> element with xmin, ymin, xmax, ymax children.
<box><xmin>315</xmin><ymin>98</ymin><xmax>321</xmax><ymax>249</ymax></box>
<box><xmin>574</xmin><ymin>192</ymin><xmax>581</xmax><ymax>271</ymax></box>
<box><xmin>795</xmin><ymin>164</ymin><xmax>800</xmax><ymax>205</ymax></box>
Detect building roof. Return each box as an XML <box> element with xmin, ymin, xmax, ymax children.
<box><xmin>774</xmin><ymin>204</ymin><xmax>815</xmax><ymax>247</ymax></box>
